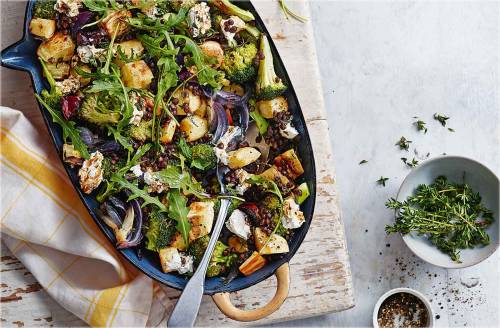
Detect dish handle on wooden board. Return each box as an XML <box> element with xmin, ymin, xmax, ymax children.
<box><xmin>212</xmin><ymin>263</ymin><xmax>290</xmax><ymax>321</ymax></box>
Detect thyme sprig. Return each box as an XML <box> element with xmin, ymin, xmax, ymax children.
<box><xmin>433</xmin><ymin>113</ymin><xmax>450</xmax><ymax>126</ymax></box>
<box><xmin>396</xmin><ymin>136</ymin><xmax>412</xmax><ymax>151</ymax></box>
<box><xmin>385</xmin><ymin>176</ymin><xmax>494</xmax><ymax>262</ymax></box>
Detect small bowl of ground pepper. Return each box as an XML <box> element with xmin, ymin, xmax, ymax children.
<box><xmin>373</xmin><ymin>288</ymin><xmax>434</xmax><ymax>328</ymax></box>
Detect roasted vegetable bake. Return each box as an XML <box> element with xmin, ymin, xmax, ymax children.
<box><xmin>31</xmin><ymin>0</ymin><xmax>310</xmax><ymax>278</ymax></box>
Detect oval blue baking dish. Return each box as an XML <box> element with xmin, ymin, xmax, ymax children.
<box><xmin>1</xmin><ymin>0</ymin><xmax>316</xmax><ymax>314</ymax></box>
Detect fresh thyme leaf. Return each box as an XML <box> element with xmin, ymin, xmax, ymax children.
<box><xmin>377</xmin><ymin>176</ymin><xmax>389</xmax><ymax>187</ymax></box>
<box><xmin>414</xmin><ymin>120</ymin><xmax>427</xmax><ymax>133</ymax></box>
<box><xmin>434</xmin><ymin>113</ymin><xmax>450</xmax><ymax>126</ymax></box>
<box><xmin>167</xmin><ymin>189</ymin><xmax>191</xmax><ymax>246</ymax></box>
<box><xmin>448</xmin><ymin>128</ymin><xmax>455</xmax><ymax>132</ymax></box>
<box><xmin>385</xmin><ymin>176</ymin><xmax>494</xmax><ymax>262</ymax></box>
<box><xmin>396</xmin><ymin>136</ymin><xmax>412</xmax><ymax>151</ymax></box>
<box><xmin>406</xmin><ymin>158</ymin><xmax>419</xmax><ymax>168</ymax></box>
<box><xmin>359</xmin><ymin>160</ymin><xmax>368</xmax><ymax>165</ymax></box>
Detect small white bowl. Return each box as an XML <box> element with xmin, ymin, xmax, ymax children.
<box><xmin>373</xmin><ymin>288</ymin><xmax>434</xmax><ymax>328</ymax></box>
<box><xmin>396</xmin><ymin>156</ymin><xmax>499</xmax><ymax>269</ymax></box>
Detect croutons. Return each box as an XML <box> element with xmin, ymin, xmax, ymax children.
<box><xmin>173</xmin><ymin>89</ymin><xmax>202</xmax><ymax>115</ymax></box>
<box><xmin>199</xmin><ymin>41</ymin><xmax>224</xmax><ymax>68</ymax></box>
<box><xmin>45</xmin><ymin>62</ymin><xmax>70</xmax><ymax>80</ymax></box>
<box><xmin>257</xmin><ymin>96</ymin><xmax>288</xmax><ymax>119</ymax></box>
<box><xmin>180</xmin><ymin>115</ymin><xmax>208</xmax><ymax>142</ymax></box>
<box><xmin>274</xmin><ymin>149</ymin><xmax>304</xmax><ymax>180</ymax></box>
<box><xmin>160</xmin><ymin>120</ymin><xmax>177</xmax><ymax>144</ymax></box>
<box><xmin>159</xmin><ymin>247</ymin><xmax>178</xmax><ymax>273</ymax></box>
<box><xmin>187</xmin><ymin>202</ymin><xmax>215</xmax><ymax>242</ymax></box>
<box><xmin>121</xmin><ymin>60</ymin><xmax>154</xmax><ymax>89</ymax></box>
<box><xmin>70</xmin><ymin>64</ymin><xmax>92</xmax><ymax>86</ymax></box>
<box><xmin>37</xmin><ymin>32</ymin><xmax>75</xmax><ymax>63</ymax></box>
<box><xmin>259</xmin><ymin>166</ymin><xmax>293</xmax><ymax>192</ymax></box>
<box><xmin>114</xmin><ymin>39</ymin><xmax>144</xmax><ymax>66</ymax></box>
<box><xmin>227</xmin><ymin>147</ymin><xmax>261</xmax><ymax>169</ymax></box>
<box><xmin>29</xmin><ymin>18</ymin><xmax>56</xmax><ymax>39</ymax></box>
<box><xmin>254</xmin><ymin>227</ymin><xmax>289</xmax><ymax>255</ymax></box>
<box><xmin>102</xmin><ymin>10</ymin><xmax>131</xmax><ymax>38</ymax></box>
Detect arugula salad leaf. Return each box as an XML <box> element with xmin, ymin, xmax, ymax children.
<box><xmin>247</xmin><ymin>175</ymin><xmax>284</xmax><ymax>203</ymax></box>
<box><xmin>167</xmin><ymin>189</ymin><xmax>191</xmax><ymax>246</ymax></box>
<box><xmin>35</xmin><ymin>94</ymin><xmax>90</xmax><ymax>159</ymax></box>
<box><xmin>111</xmin><ymin>174</ymin><xmax>168</xmax><ymax>212</ymax></box>
<box><xmin>173</xmin><ymin>35</ymin><xmax>224</xmax><ymax>89</ymax></box>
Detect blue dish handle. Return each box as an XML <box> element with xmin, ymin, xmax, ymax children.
<box><xmin>0</xmin><ymin>0</ymin><xmax>44</xmax><ymax>93</ymax></box>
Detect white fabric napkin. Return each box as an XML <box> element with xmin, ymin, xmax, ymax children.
<box><xmin>0</xmin><ymin>106</ymin><xmax>170</xmax><ymax>327</ymax></box>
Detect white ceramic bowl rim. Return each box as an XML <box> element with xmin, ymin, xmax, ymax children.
<box><xmin>372</xmin><ymin>287</ymin><xmax>435</xmax><ymax>328</ymax></box>
<box><xmin>396</xmin><ymin>155</ymin><xmax>500</xmax><ymax>269</ymax></box>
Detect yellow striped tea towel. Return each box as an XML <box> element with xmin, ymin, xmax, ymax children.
<box><xmin>0</xmin><ymin>106</ymin><xmax>163</xmax><ymax>327</ymax></box>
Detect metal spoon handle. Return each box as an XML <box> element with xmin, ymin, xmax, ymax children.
<box><xmin>167</xmin><ymin>199</ymin><xmax>231</xmax><ymax>327</ymax></box>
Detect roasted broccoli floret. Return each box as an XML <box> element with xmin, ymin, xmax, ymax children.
<box><xmin>255</xmin><ymin>35</ymin><xmax>287</xmax><ymax>100</ymax></box>
<box><xmin>79</xmin><ymin>96</ymin><xmax>121</xmax><ymax>126</ymax></box>
<box><xmin>190</xmin><ymin>144</ymin><xmax>217</xmax><ymax>170</ymax></box>
<box><xmin>146</xmin><ymin>212</ymin><xmax>176</xmax><ymax>252</ymax></box>
<box><xmin>39</xmin><ymin>59</ymin><xmax>62</xmax><ymax>109</ymax></box>
<box><xmin>188</xmin><ymin>235</ymin><xmax>210</xmax><ymax>265</ymax></box>
<box><xmin>128</xmin><ymin>120</ymin><xmax>152</xmax><ymax>141</ymax></box>
<box><xmin>206</xmin><ymin>241</ymin><xmax>237</xmax><ymax>277</ymax></box>
<box><xmin>189</xmin><ymin>238</ymin><xmax>237</xmax><ymax>277</ymax></box>
<box><xmin>262</xmin><ymin>194</ymin><xmax>281</xmax><ymax>210</ymax></box>
<box><xmin>210</xmin><ymin>0</ymin><xmax>255</xmax><ymax>22</ymax></box>
<box><xmin>221</xmin><ymin>43</ymin><xmax>258</xmax><ymax>84</ymax></box>
<box><xmin>34</xmin><ymin>0</ymin><xmax>57</xmax><ymax>19</ymax></box>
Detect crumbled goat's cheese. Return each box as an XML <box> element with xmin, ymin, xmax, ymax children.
<box><xmin>77</xmin><ymin>45</ymin><xmax>107</xmax><ymax>65</ymax></box>
<box><xmin>55</xmin><ymin>76</ymin><xmax>80</xmax><ymax>96</ymax></box>
<box><xmin>167</xmin><ymin>251</ymin><xmax>194</xmax><ymax>274</ymax></box>
<box><xmin>214</xmin><ymin>126</ymin><xmax>242</xmax><ymax>165</ymax></box>
<box><xmin>233</xmin><ymin>169</ymin><xmax>252</xmax><ymax>195</ymax></box>
<box><xmin>226</xmin><ymin>209</ymin><xmax>251</xmax><ymax>240</ymax></box>
<box><xmin>130</xmin><ymin>164</ymin><xmax>143</xmax><ymax>177</ymax></box>
<box><xmin>188</xmin><ymin>2</ymin><xmax>211</xmax><ymax>37</ymax></box>
<box><xmin>281</xmin><ymin>197</ymin><xmax>305</xmax><ymax>229</ymax></box>
<box><xmin>129</xmin><ymin>93</ymin><xmax>144</xmax><ymax>126</ymax></box>
<box><xmin>143</xmin><ymin>171</ymin><xmax>168</xmax><ymax>193</ymax></box>
<box><xmin>220</xmin><ymin>16</ymin><xmax>246</xmax><ymax>44</ymax></box>
<box><xmin>78</xmin><ymin>151</ymin><xmax>104</xmax><ymax>194</ymax></box>
<box><xmin>279</xmin><ymin>122</ymin><xmax>299</xmax><ymax>139</ymax></box>
<box><xmin>54</xmin><ymin>0</ymin><xmax>82</xmax><ymax>17</ymax></box>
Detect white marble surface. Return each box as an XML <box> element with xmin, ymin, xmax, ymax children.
<box><xmin>272</xmin><ymin>0</ymin><xmax>499</xmax><ymax>326</ymax></box>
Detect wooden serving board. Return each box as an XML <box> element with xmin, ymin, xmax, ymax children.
<box><xmin>0</xmin><ymin>0</ymin><xmax>354</xmax><ymax>325</ymax></box>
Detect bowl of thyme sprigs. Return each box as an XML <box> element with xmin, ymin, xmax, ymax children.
<box><xmin>386</xmin><ymin>156</ymin><xmax>499</xmax><ymax>268</ymax></box>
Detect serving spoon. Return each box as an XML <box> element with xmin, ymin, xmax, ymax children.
<box><xmin>167</xmin><ymin>165</ymin><xmax>231</xmax><ymax>327</ymax></box>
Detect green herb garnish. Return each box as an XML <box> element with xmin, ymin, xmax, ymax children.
<box><xmin>414</xmin><ymin>120</ymin><xmax>427</xmax><ymax>133</ymax></box>
<box><xmin>396</xmin><ymin>136</ymin><xmax>412</xmax><ymax>151</ymax></box>
<box><xmin>377</xmin><ymin>176</ymin><xmax>389</xmax><ymax>187</ymax></box>
<box><xmin>433</xmin><ymin>113</ymin><xmax>450</xmax><ymax>126</ymax></box>
<box><xmin>385</xmin><ymin>176</ymin><xmax>494</xmax><ymax>262</ymax></box>
<box><xmin>359</xmin><ymin>160</ymin><xmax>368</xmax><ymax>165</ymax></box>
<box><xmin>278</xmin><ymin>0</ymin><xmax>307</xmax><ymax>23</ymax></box>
